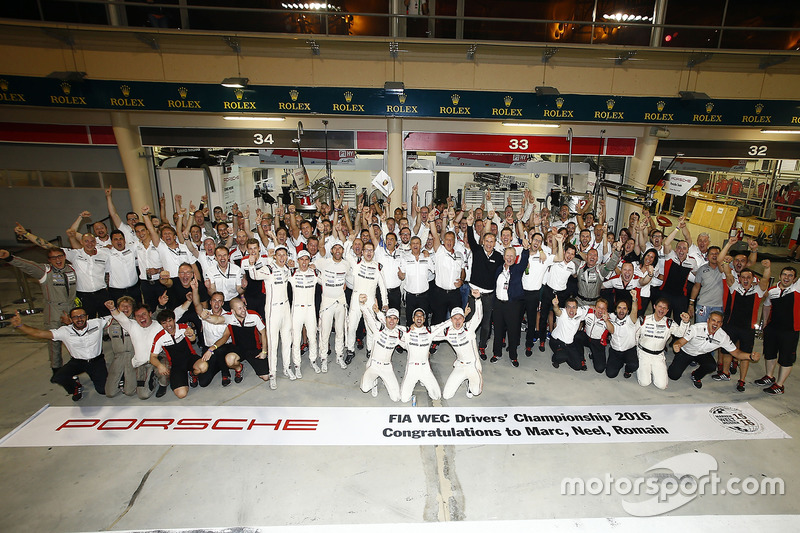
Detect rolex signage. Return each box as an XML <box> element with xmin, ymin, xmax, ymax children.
<box><xmin>0</xmin><ymin>74</ymin><xmax>798</xmax><ymax>127</ymax></box>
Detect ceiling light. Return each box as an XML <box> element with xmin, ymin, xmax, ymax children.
<box><xmin>47</xmin><ymin>71</ymin><xmax>87</xmax><ymax>82</ymax></box>
<box><xmin>223</xmin><ymin>116</ymin><xmax>286</xmax><ymax>121</ymax></box>
<box><xmin>384</xmin><ymin>81</ymin><xmax>405</xmax><ymax>94</ymax></box>
<box><xmin>679</xmin><ymin>91</ymin><xmax>711</xmax><ymax>100</ymax></box>
<box><xmin>221</xmin><ymin>77</ymin><xmax>249</xmax><ymax>88</ymax></box>
<box><xmin>535</xmin><ymin>86</ymin><xmax>560</xmax><ymax>96</ymax></box>
<box><xmin>761</xmin><ymin>129</ymin><xmax>800</xmax><ymax>134</ymax></box>
<box><xmin>503</xmin><ymin>122</ymin><xmax>560</xmax><ymax>128</ymax></box>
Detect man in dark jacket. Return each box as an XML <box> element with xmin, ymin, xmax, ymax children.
<box><xmin>465</xmin><ymin>210</ymin><xmax>504</xmax><ymax>358</ymax></box>
<box><xmin>490</xmin><ymin>239</ymin><xmax>530</xmax><ymax>367</ymax></box>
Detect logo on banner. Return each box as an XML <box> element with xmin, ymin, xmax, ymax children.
<box><xmin>110</xmin><ymin>84</ymin><xmax>145</xmax><ymax>107</ymax></box>
<box><xmin>492</xmin><ymin>95</ymin><xmax>522</xmax><ymax>117</ymax></box>
<box><xmin>595</xmin><ymin>98</ymin><xmax>624</xmax><ymax>120</ymax></box>
<box><xmin>278</xmin><ymin>89</ymin><xmax>309</xmax><ymax>111</ymax></box>
<box><xmin>226</xmin><ymin>87</ymin><xmax>257</xmax><ymax>110</ymax></box>
<box><xmin>693</xmin><ymin>101</ymin><xmax>722</xmax><ymax>123</ymax></box>
<box><xmin>709</xmin><ymin>405</ymin><xmax>763</xmax><ymax>434</ymax></box>
<box><xmin>387</xmin><ymin>92</ymin><xmax>416</xmax><ymax>114</ymax></box>
<box><xmin>0</xmin><ymin>78</ymin><xmax>26</xmax><ymax>103</ymax></box>
<box><xmin>645</xmin><ymin>100</ymin><xmax>673</xmax><ymax>122</ymax></box>
<box><xmin>333</xmin><ymin>90</ymin><xmax>364</xmax><ymax>112</ymax></box>
<box><xmin>544</xmin><ymin>97</ymin><xmax>573</xmax><ymax>118</ymax></box>
<box><xmin>50</xmin><ymin>81</ymin><xmax>87</xmax><ymax>105</ymax></box>
<box><xmin>168</xmin><ymin>86</ymin><xmax>202</xmax><ymax>109</ymax></box>
<box><xmin>440</xmin><ymin>93</ymin><xmax>470</xmax><ymax>115</ymax></box>
<box><xmin>742</xmin><ymin>102</ymin><xmax>771</xmax><ymax>124</ymax></box>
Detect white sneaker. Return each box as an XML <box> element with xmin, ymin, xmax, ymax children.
<box><xmin>321</xmin><ymin>359</ymin><xmax>328</xmax><ymax>373</ymax></box>
<box><xmin>311</xmin><ymin>361</ymin><xmax>321</xmax><ymax>374</ymax></box>
<box><xmin>371</xmin><ymin>384</ymin><xmax>379</xmax><ymax>397</ymax></box>
<box><xmin>295</xmin><ymin>366</ymin><xmax>302</xmax><ymax>379</ymax></box>
<box><xmin>466</xmin><ymin>390</ymin><xmax>474</xmax><ymax>399</ymax></box>
<box><xmin>284</xmin><ymin>368</ymin><xmax>296</xmax><ymax>381</ymax></box>
<box><xmin>269</xmin><ymin>375</ymin><xmax>277</xmax><ymax>390</ymax></box>
<box><xmin>337</xmin><ymin>357</ymin><xmax>347</xmax><ymax>369</ymax></box>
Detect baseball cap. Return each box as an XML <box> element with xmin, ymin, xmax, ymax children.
<box><xmin>297</xmin><ymin>250</ymin><xmax>311</xmax><ymax>259</ymax></box>
<box><xmin>385</xmin><ymin>308</ymin><xmax>399</xmax><ymax>318</ymax></box>
<box><xmin>451</xmin><ymin>307</ymin><xmax>465</xmax><ymax>317</ymax></box>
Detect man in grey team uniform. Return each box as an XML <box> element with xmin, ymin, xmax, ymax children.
<box><xmin>1</xmin><ymin>248</ymin><xmax>77</xmax><ymax>378</ymax></box>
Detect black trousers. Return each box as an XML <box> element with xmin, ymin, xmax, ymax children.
<box><xmin>476</xmin><ymin>290</ymin><xmax>496</xmax><ymax>349</ymax></box>
<box><xmin>53</xmin><ymin>355</ymin><xmax>107</xmax><ymax>395</ymax></box>
<box><xmin>664</xmin><ymin>290</ymin><xmax>689</xmax><ymax>322</ymax></box>
<box><xmin>577</xmin><ymin>331</ymin><xmax>607</xmax><ymax>373</ymax></box>
<box><xmin>606</xmin><ymin>347</ymin><xmax>638</xmax><ymax>378</ymax></box>
<box><xmin>140</xmin><ymin>280</ymin><xmax>163</xmax><ymax>312</ymax></box>
<box><xmin>77</xmin><ymin>289</ymin><xmax>111</xmax><ymax>318</ymax></box>
<box><xmin>432</xmin><ymin>286</ymin><xmax>462</xmax><ymax>325</ymax></box>
<box><xmin>539</xmin><ymin>286</ymin><xmax>569</xmax><ymax>340</ymax></box>
<box><xmin>522</xmin><ymin>289</ymin><xmax>541</xmax><ymax>347</ymax></box>
<box><xmin>493</xmin><ymin>297</ymin><xmax>523</xmax><ymax>359</ymax></box>
<box><xmin>550</xmin><ymin>337</ymin><xmax>584</xmax><ymax>371</ymax></box>
<box><xmin>108</xmin><ymin>284</ymin><xmax>141</xmax><ymax>306</ymax></box>
<box><xmin>668</xmin><ymin>350</ymin><xmax>717</xmax><ymax>381</ymax></box>
<box><xmin>405</xmin><ymin>290</ymin><xmax>430</xmax><ymax>327</ymax></box>
<box><xmin>379</xmin><ymin>286</ymin><xmax>402</xmax><ymax>314</ymax></box>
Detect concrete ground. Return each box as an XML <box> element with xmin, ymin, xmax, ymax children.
<box><xmin>0</xmin><ymin>246</ymin><xmax>798</xmax><ymax>532</ymax></box>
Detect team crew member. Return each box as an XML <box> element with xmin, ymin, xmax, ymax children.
<box><xmin>574</xmin><ymin>244</ymin><xmax>620</xmax><ymax>308</ymax></box>
<box><xmin>491</xmin><ymin>244</ymin><xmax>530</xmax><ymax>366</ymax></box>
<box><xmin>604</xmin><ymin>291</ymin><xmax>640</xmax><ymax>379</ymax></box>
<box><xmin>370</xmin><ymin>227</ymin><xmax>403</xmax><ymax>313</ymax></box>
<box><xmin>104</xmin><ymin>296</ymin><xmax>137</xmax><ymax>397</ymax></box>
<box><xmin>203</xmin><ymin>297</ymin><xmax>270</xmax><ymax>385</ymax></box>
<box><xmin>687</xmin><ymin>245</ymin><xmax>726</xmax><ymax>324</ymax></box>
<box><xmin>657</xmin><ymin>241</ymin><xmax>699</xmax><ymax>321</ymax></box>
<box><xmin>142</xmin><ymin>205</ymin><xmax>196</xmax><ymax>277</ymax></box>
<box><xmin>315</xmin><ymin>239</ymin><xmax>349</xmax><ymax>371</ymax></box>
<box><xmin>159</xmin><ymin>262</ymin><xmax>205</xmax><ymax>345</ymax></box>
<box><xmin>398</xmin><ymin>236</ymin><xmax>434</xmax><ymax>327</ymax></box>
<box><xmin>464</xmin><ymin>211</ymin><xmax>504</xmax><ymax>358</ymax></box>
<box><xmin>207</xmin><ymin>246</ymin><xmax>244</xmax><ymax>303</ymax></box>
<box><xmin>251</xmin><ymin>246</ymin><xmax>293</xmax><ymax>388</ymax></box>
<box><xmin>521</xmin><ymin>232</ymin><xmax>552</xmax><ymax>355</ymax></box>
<box><xmin>539</xmin><ymin>234</ymin><xmax>577</xmax><ymax>352</ymax></box>
<box><xmin>602</xmin><ymin>262</ymin><xmax>650</xmax><ymax>310</ymax></box>
<box><xmin>289</xmin><ymin>250</ymin><xmax>319</xmax><ymax>376</ymax></box>
<box><xmin>192</xmin><ymin>281</ymin><xmax>233</xmax><ymax>387</ymax></box>
<box><xmin>577</xmin><ymin>298</ymin><xmax>611</xmax><ymax>374</ymax></box>
<box><xmin>133</xmin><ymin>222</ymin><xmax>164</xmax><ymax>311</ymax></box>
<box><xmin>757</xmin><ymin>266</ymin><xmax>800</xmax><ymax>395</ymax></box>
<box><xmin>550</xmin><ymin>297</ymin><xmax>590</xmax><ymax>371</ymax></box>
<box><xmin>345</xmin><ymin>241</ymin><xmax>388</xmax><ymax>364</ymax></box>
<box><xmin>669</xmin><ymin>311</ymin><xmax>761</xmax><ymax>388</ymax></box>
<box><xmin>434</xmin><ymin>289</ymin><xmax>484</xmax><ymax>399</ymax></box>
<box><xmin>635</xmin><ymin>299</ymin><xmax>691</xmax><ymax>390</ymax></box>
<box><xmin>1</xmin><ymin>247</ymin><xmax>77</xmax><ymax>376</ymax></box>
<box><xmin>240</xmin><ymin>238</ymin><xmax>268</xmax><ymax>319</ymax></box>
<box><xmin>150</xmin><ymin>309</ymin><xmax>205</xmax><ymax>399</ymax></box>
<box><xmin>429</xmin><ymin>222</ymin><xmax>466</xmax><ymax>328</ymax></box>
<box><xmin>714</xmin><ymin>261</ymin><xmax>770</xmax><ymax>391</ymax></box>
<box><xmin>359</xmin><ymin>296</ymin><xmax>403</xmax><ymax>401</ymax></box>
<box><xmin>399</xmin><ymin>308</ymin><xmax>442</xmax><ymax>403</ymax></box>
<box><xmin>106</xmin><ymin>230</ymin><xmax>140</xmax><ymax>303</ymax></box>
<box><xmin>10</xmin><ymin>308</ymin><xmax>110</xmax><ymax>401</ymax></box>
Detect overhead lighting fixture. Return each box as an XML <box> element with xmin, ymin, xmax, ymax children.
<box><xmin>384</xmin><ymin>81</ymin><xmax>405</xmax><ymax>95</ymax></box>
<box><xmin>466</xmin><ymin>44</ymin><xmax>477</xmax><ymax>60</ymax></box>
<box><xmin>649</xmin><ymin>126</ymin><xmax>670</xmax><ymax>138</ymax></box>
<box><xmin>679</xmin><ymin>91</ymin><xmax>711</xmax><ymax>100</ymax></box>
<box><xmin>308</xmin><ymin>39</ymin><xmax>320</xmax><ymax>55</ymax></box>
<box><xmin>761</xmin><ymin>129</ymin><xmax>800</xmax><ymax>134</ymax></box>
<box><xmin>503</xmin><ymin>122</ymin><xmax>560</xmax><ymax>128</ymax></box>
<box><xmin>389</xmin><ymin>42</ymin><xmax>399</xmax><ymax>58</ymax></box>
<box><xmin>223</xmin><ymin>116</ymin><xmax>285</xmax><ymax>121</ymax></box>
<box><xmin>535</xmin><ymin>86</ymin><xmax>560</xmax><ymax>96</ymax></box>
<box><xmin>221</xmin><ymin>77</ymin><xmax>249</xmax><ymax>88</ymax></box>
<box><xmin>46</xmin><ymin>71</ymin><xmax>87</xmax><ymax>82</ymax></box>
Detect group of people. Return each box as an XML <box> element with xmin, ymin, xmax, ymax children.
<box><xmin>4</xmin><ymin>183</ymin><xmax>797</xmax><ymax>402</ymax></box>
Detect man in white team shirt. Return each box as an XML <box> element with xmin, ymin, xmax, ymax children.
<box><xmin>141</xmin><ymin>205</ymin><xmax>196</xmax><ymax>277</ymax></box>
<box><xmin>603</xmin><ymin>291</ymin><xmax>639</xmax><ymax>379</ymax></box>
<box><xmin>669</xmin><ymin>311</ymin><xmax>761</xmax><ymax>389</ymax></box>
<box><xmin>106</xmin><ymin>229</ymin><xmax>140</xmax><ymax>303</ymax></box>
<box><xmin>206</xmin><ymin>246</ymin><xmax>244</xmax><ymax>303</ymax></box>
<box><xmin>359</xmin><ymin>295</ymin><xmax>403</xmax><ymax>401</ymax></box>
<box><xmin>434</xmin><ymin>289</ymin><xmax>484</xmax><ymax>399</ymax></box>
<box><xmin>550</xmin><ymin>296</ymin><xmax>590</xmax><ymax>371</ymax></box>
<box><xmin>345</xmin><ymin>240</ymin><xmax>388</xmax><ymax>365</ymax></box>
<box><xmin>315</xmin><ymin>239</ymin><xmax>349</xmax><ymax>371</ymax></box>
<box><xmin>289</xmin><ymin>250</ymin><xmax>319</xmax><ymax>376</ymax></box>
<box><xmin>193</xmin><ymin>282</ymin><xmax>233</xmax><ymax>387</ymax></box>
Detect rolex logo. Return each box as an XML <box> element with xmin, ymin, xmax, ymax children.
<box><xmin>451</xmin><ymin>94</ymin><xmax>460</xmax><ymax>105</ymax></box>
<box><xmin>120</xmin><ymin>84</ymin><xmax>131</xmax><ymax>97</ymax></box>
<box><xmin>398</xmin><ymin>93</ymin><xmax>407</xmax><ymax>104</ymax></box>
<box><xmin>606</xmin><ymin>98</ymin><xmax>615</xmax><ymax>111</ymax></box>
<box><xmin>705</xmin><ymin>102</ymin><xmax>715</xmax><ymax>113</ymax></box>
<box><xmin>344</xmin><ymin>91</ymin><xmax>353</xmax><ymax>103</ymax></box>
<box><xmin>234</xmin><ymin>88</ymin><xmax>244</xmax><ymax>100</ymax></box>
<box><xmin>289</xmin><ymin>89</ymin><xmax>299</xmax><ymax>101</ymax></box>
<box><xmin>555</xmin><ymin>97</ymin><xmax>564</xmax><ymax>109</ymax></box>
<box><xmin>0</xmin><ymin>79</ymin><xmax>8</xmax><ymax>92</ymax></box>
<box><xmin>755</xmin><ymin>103</ymin><xmax>764</xmax><ymax>115</ymax></box>
<box><xmin>60</xmin><ymin>82</ymin><xmax>71</xmax><ymax>95</ymax></box>
<box><xmin>656</xmin><ymin>100</ymin><xmax>666</xmax><ymax>112</ymax></box>
<box><xmin>178</xmin><ymin>86</ymin><xmax>188</xmax><ymax>99</ymax></box>
<box><xmin>504</xmin><ymin>95</ymin><xmax>513</xmax><ymax>107</ymax></box>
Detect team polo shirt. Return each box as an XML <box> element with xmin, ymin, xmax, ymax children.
<box><xmin>156</xmin><ymin>241</ymin><xmax>196</xmax><ymax>277</ymax></box>
<box><xmin>547</xmin><ymin>260</ymin><xmax>577</xmax><ymax>292</ymax></box>
<box><xmin>763</xmin><ymin>280</ymin><xmax>800</xmax><ymax>331</ymax></box>
<box><xmin>151</xmin><ymin>323</ymin><xmax>196</xmax><ymax>364</ymax></box>
<box><xmin>224</xmin><ymin>310</ymin><xmax>266</xmax><ymax>354</ymax></box>
<box><xmin>50</xmin><ymin>316</ymin><xmax>112</xmax><ymax>360</ymax></box>
<box><xmin>375</xmin><ymin>246</ymin><xmax>403</xmax><ymax>290</ymax></box>
<box><xmin>609</xmin><ymin>315</ymin><xmax>637</xmax><ymax>351</ymax></box>
<box><xmin>552</xmin><ymin>306</ymin><xmax>589</xmax><ymax>343</ymax></box>
<box><xmin>583</xmin><ymin>309</ymin><xmax>609</xmax><ymax>342</ymax></box>
<box><xmin>63</xmin><ymin>247</ymin><xmax>110</xmax><ymax>292</ymax></box>
<box><xmin>106</xmin><ymin>247</ymin><xmax>139</xmax><ymax>289</ymax></box>
<box><xmin>724</xmin><ymin>282</ymin><xmax>765</xmax><ymax>329</ymax></box>
<box><xmin>399</xmin><ymin>254</ymin><xmax>434</xmax><ymax>294</ymax></box>
<box><xmin>659</xmin><ymin>251</ymin><xmax>698</xmax><ymax>296</ymax></box>
<box><xmin>208</xmin><ymin>262</ymin><xmax>243</xmax><ymax>301</ymax></box>
<box><xmin>694</xmin><ymin>263</ymin><xmax>725</xmax><ymax>307</ymax></box>
<box><xmin>680</xmin><ymin>323</ymin><xmax>737</xmax><ymax>356</ymax></box>
<box><xmin>135</xmin><ymin>240</ymin><xmax>163</xmax><ymax>281</ymax></box>
<box><xmin>522</xmin><ymin>251</ymin><xmax>553</xmax><ymax>291</ymax></box>
<box><xmin>434</xmin><ymin>246</ymin><xmax>465</xmax><ymax>290</ymax></box>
